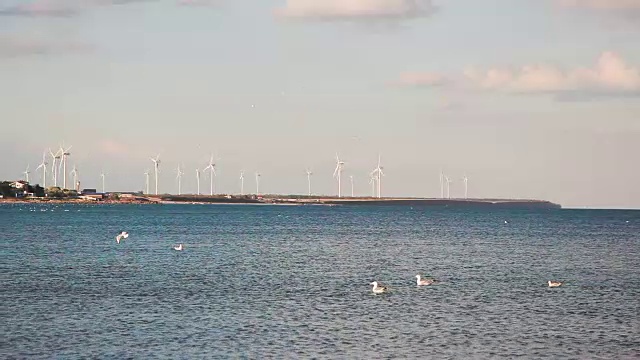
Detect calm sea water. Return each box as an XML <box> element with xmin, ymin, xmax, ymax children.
<box><xmin>1</xmin><ymin>203</ymin><xmax>639</xmax><ymax>359</ymax></box>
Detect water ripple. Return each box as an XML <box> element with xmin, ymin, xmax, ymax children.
<box><xmin>1</xmin><ymin>204</ymin><xmax>639</xmax><ymax>358</ymax></box>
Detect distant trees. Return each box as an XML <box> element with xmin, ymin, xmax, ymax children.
<box><xmin>45</xmin><ymin>186</ymin><xmax>64</xmax><ymax>198</ymax></box>
<box><xmin>0</xmin><ymin>182</ymin><xmax>45</xmax><ymax>197</ymax></box>
<box><xmin>31</xmin><ymin>184</ymin><xmax>45</xmax><ymax>197</ymax></box>
<box><xmin>0</xmin><ymin>181</ymin><xmax>79</xmax><ymax>199</ymax></box>
<box><xmin>0</xmin><ymin>182</ymin><xmax>13</xmax><ymax>197</ymax></box>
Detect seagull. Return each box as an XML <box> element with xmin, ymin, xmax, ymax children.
<box><xmin>548</xmin><ymin>280</ymin><xmax>563</xmax><ymax>288</ymax></box>
<box><xmin>115</xmin><ymin>231</ymin><xmax>129</xmax><ymax>244</ymax></box>
<box><xmin>173</xmin><ymin>244</ymin><xmax>183</xmax><ymax>251</ymax></box>
<box><xmin>370</xmin><ymin>281</ymin><xmax>388</xmax><ymax>294</ymax></box>
<box><xmin>416</xmin><ymin>275</ymin><xmax>437</xmax><ymax>286</ymax></box>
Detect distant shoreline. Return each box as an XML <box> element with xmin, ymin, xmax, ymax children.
<box><xmin>0</xmin><ymin>195</ymin><xmax>562</xmax><ymax>209</ymax></box>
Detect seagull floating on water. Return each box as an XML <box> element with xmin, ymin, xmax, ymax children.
<box><xmin>416</xmin><ymin>275</ymin><xmax>437</xmax><ymax>286</ymax></box>
<box><xmin>370</xmin><ymin>281</ymin><xmax>388</xmax><ymax>294</ymax></box>
<box><xmin>115</xmin><ymin>231</ymin><xmax>129</xmax><ymax>244</ymax></box>
<box><xmin>548</xmin><ymin>280</ymin><xmax>563</xmax><ymax>288</ymax></box>
<box><xmin>173</xmin><ymin>244</ymin><xmax>184</xmax><ymax>251</ymax></box>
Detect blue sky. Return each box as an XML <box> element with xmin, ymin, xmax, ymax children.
<box><xmin>1</xmin><ymin>0</ymin><xmax>639</xmax><ymax>208</ymax></box>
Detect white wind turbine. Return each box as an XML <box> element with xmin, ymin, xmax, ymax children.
<box><xmin>369</xmin><ymin>174</ymin><xmax>376</xmax><ymax>197</ymax></box>
<box><xmin>176</xmin><ymin>165</ymin><xmax>184</xmax><ymax>195</ymax></box>
<box><xmin>23</xmin><ymin>165</ymin><xmax>30</xmax><ymax>183</ymax></box>
<box><xmin>100</xmin><ymin>170</ymin><xmax>106</xmax><ymax>194</ymax></box>
<box><xmin>305</xmin><ymin>168</ymin><xmax>313</xmax><ymax>196</ymax></box>
<box><xmin>196</xmin><ymin>168</ymin><xmax>201</xmax><ymax>195</ymax></box>
<box><xmin>240</xmin><ymin>171</ymin><xmax>245</xmax><ymax>195</ymax></box>
<box><xmin>370</xmin><ymin>154</ymin><xmax>384</xmax><ymax>198</ymax></box>
<box><xmin>36</xmin><ymin>152</ymin><xmax>48</xmax><ymax>187</ymax></box>
<box><xmin>445</xmin><ymin>175</ymin><xmax>452</xmax><ymax>199</ymax></box>
<box><xmin>462</xmin><ymin>174</ymin><xmax>468</xmax><ymax>199</ymax></box>
<box><xmin>255</xmin><ymin>172</ymin><xmax>261</xmax><ymax>194</ymax></box>
<box><xmin>58</xmin><ymin>145</ymin><xmax>72</xmax><ymax>189</ymax></box>
<box><xmin>144</xmin><ymin>169</ymin><xmax>150</xmax><ymax>194</ymax></box>
<box><xmin>151</xmin><ymin>154</ymin><xmax>161</xmax><ymax>195</ymax></box>
<box><xmin>350</xmin><ymin>175</ymin><xmax>354</xmax><ymax>197</ymax></box>
<box><xmin>333</xmin><ymin>153</ymin><xmax>345</xmax><ymax>198</ymax></box>
<box><xmin>203</xmin><ymin>154</ymin><xmax>217</xmax><ymax>196</ymax></box>
<box><xmin>70</xmin><ymin>165</ymin><xmax>79</xmax><ymax>192</ymax></box>
<box><xmin>49</xmin><ymin>148</ymin><xmax>61</xmax><ymax>187</ymax></box>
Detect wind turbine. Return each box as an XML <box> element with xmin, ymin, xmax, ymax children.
<box><xmin>49</xmin><ymin>148</ymin><xmax>61</xmax><ymax>187</ymax></box>
<box><xmin>305</xmin><ymin>168</ymin><xmax>313</xmax><ymax>196</ymax></box>
<box><xmin>462</xmin><ymin>174</ymin><xmax>468</xmax><ymax>199</ymax></box>
<box><xmin>100</xmin><ymin>170</ymin><xmax>106</xmax><ymax>194</ymax></box>
<box><xmin>445</xmin><ymin>175</ymin><xmax>452</xmax><ymax>199</ymax></box>
<box><xmin>151</xmin><ymin>154</ymin><xmax>160</xmax><ymax>195</ymax></box>
<box><xmin>176</xmin><ymin>165</ymin><xmax>184</xmax><ymax>195</ymax></box>
<box><xmin>196</xmin><ymin>168</ymin><xmax>201</xmax><ymax>195</ymax></box>
<box><xmin>370</xmin><ymin>154</ymin><xmax>384</xmax><ymax>198</ymax></box>
<box><xmin>369</xmin><ymin>174</ymin><xmax>376</xmax><ymax>197</ymax></box>
<box><xmin>203</xmin><ymin>154</ymin><xmax>217</xmax><ymax>196</ymax></box>
<box><xmin>240</xmin><ymin>171</ymin><xmax>245</xmax><ymax>195</ymax></box>
<box><xmin>36</xmin><ymin>152</ymin><xmax>47</xmax><ymax>187</ymax></box>
<box><xmin>23</xmin><ymin>165</ymin><xmax>30</xmax><ymax>183</ymax></box>
<box><xmin>70</xmin><ymin>165</ymin><xmax>78</xmax><ymax>192</ymax></box>
<box><xmin>350</xmin><ymin>175</ymin><xmax>354</xmax><ymax>197</ymax></box>
<box><xmin>333</xmin><ymin>153</ymin><xmax>345</xmax><ymax>198</ymax></box>
<box><xmin>144</xmin><ymin>169</ymin><xmax>150</xmax><ymax>194</ymax></box>
<box><xmin>255</xmin><ymin>172</ymin><xmax>261</xmax><ymax>195</ymax></box>
<box><xmin>59</xmin><ymin>145</ymin><xmax>72</xmax><ymax>189</ymax></box>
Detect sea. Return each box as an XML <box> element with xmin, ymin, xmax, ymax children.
<box><xmin>1</xmin><ymin>203</ymin><xmax>639</xmax><ymax>359</ymax></box>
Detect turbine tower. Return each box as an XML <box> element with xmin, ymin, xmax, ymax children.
<box><xmin>23</xmin><ymin>165</ymin><xmax>30</xmax><ymax>183</ymax></box>
<box><xmin>369</xmin><ymin>174</ymin><xmax>376</xmax><ymax>197</ymax></box>
<box><xmin>203</xmin><ymin>154</ymin><xmax>217</xmax><ymax>196</ymax></box>
<box><xmin>176</xmin><ymin>165</ymin><xmax>184</xmax><ymax>195</ymax></box>
<box><xmin>333</xmin><ymin>153</ymin><xmax>345</xmax><ymax>198</ymax></box>
<box><xmin>144</xmin><ymin>169</ymin><xmax>150</xmax><ymax>194</ymax></box>
<box><xmin>151</xmin><ymin>154</ymin><xmax>160</xmax><ymax>195</ymax></box>
<box><xmin>49</xmin><ymin>148</ymin><xmax>61</xmax><ymax>187</ymax></box>
<box><xmin>70</xmin><ymin>165</ymin><xmax>78</xmax><ymax>192</ymax></box>
<box><xmin>463</xmin><ymin>174</ymin><xmax>468</xmax><ymax>199</ymax></box>
<box><xmin>100</xmin><ymin>171</ymin><xmax>106</xmax><ymax>194</ymax></box>
<box><xmin>196</xmin><ymin>168</ymin><xmax>201</xmax><ymax>195</ymax></box>
<box><xmin>59</xmin><ymin>145</ymin><xmax>72</xmax><ymax>189</ymax></box>
<box><xmin>36</xmin><ymin>152</ymin><xmax>47</xmax><ymax>187</ymax></box>
<box><xmin>255</xmin><ymin>172</ymin><xmax>261</xmax><ymax>195</ymax></box>
<box><xmin>305</xmin><ymin>168</ymin><xmax>313</xmax><ymax>196</ymax></box>
<box><xmin>350</xmin><ymin>175</ymin><xmax>354</xmax><ymax>197</ymax></box>
<box><xmin>445</xmin><ymin>175</ymin><xmax>452</xmax><ymax>199</ymax></box>
<box><xmin>240</xmin><ymin>171</ymin><xmax>245</xmax><ymax>195</ymax></box>
<box><xmin>370</xmin><ymin>154</ymin><xmax>384</xmax><ymax>198</ymax></box>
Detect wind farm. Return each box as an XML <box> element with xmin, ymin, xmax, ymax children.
<box><xmin>2</xmin><ymin>143</ymin><xmax>561</xmax><ymax>209</ymax></box>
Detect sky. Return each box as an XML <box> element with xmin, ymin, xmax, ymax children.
<box><xmin>1</xmin><ymin>0</ymin><xmax>639</xmax><ymax>208</ymax></box>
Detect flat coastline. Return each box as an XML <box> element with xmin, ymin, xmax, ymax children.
<box><xmin>0</xmin><ymin>195</ymin><xmax>562</xmax><ymax>208</ymax></box>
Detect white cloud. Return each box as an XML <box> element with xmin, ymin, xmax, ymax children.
<box><xmin>463</xmin><ymin>52</ymin><xmax>640</xmax><ymax>95</ymax></box>
<box><xmin>0</xmin><ymin>0</ymin><xmax>156</xmax><ymax>17</ymax></box>
<box><xmin>556</xmin><ymin>0</ymin><xmax>640</xmax><ymax>10</ymax></box>
<box><xmin>275</xmin><ymin>0</ymin><xmax>436</xmax><ymax>20</ymax></box>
